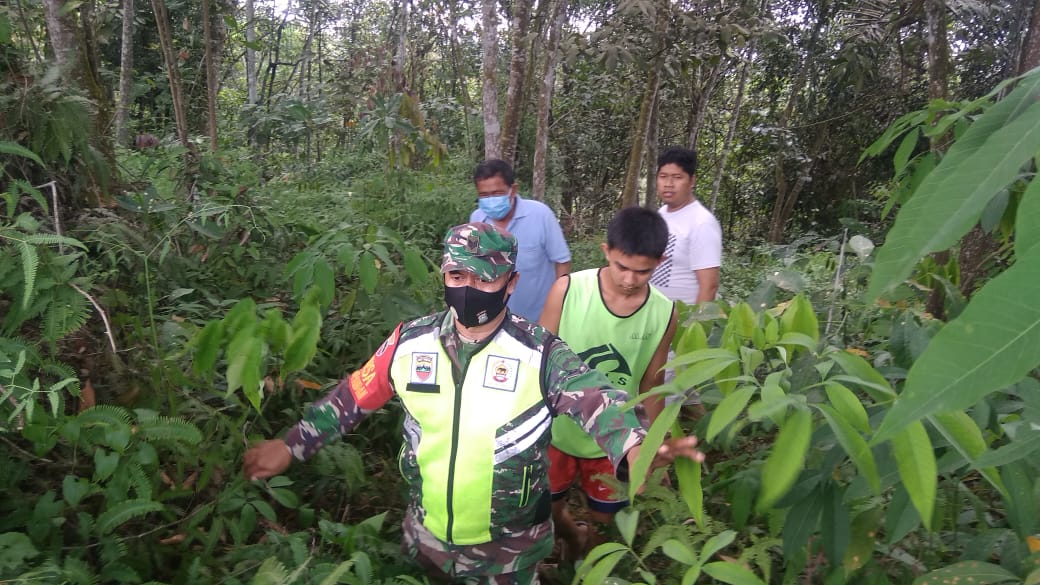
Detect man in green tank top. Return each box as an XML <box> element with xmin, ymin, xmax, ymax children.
<box><xmin>539</xmin><ymin>207</ymin><xmax>677</xmax><ymax>561</ymax></box>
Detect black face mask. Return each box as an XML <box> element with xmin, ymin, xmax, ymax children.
<box><xmin>444</xmin><ymin>275</ymin><xmax>513</xmax><ymax>327</ymax></box>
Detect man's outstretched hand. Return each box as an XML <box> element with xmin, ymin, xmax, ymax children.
<box><xmin>625</xmin><ymin>435</ymin><xmax>706</xmax><ymax>484</ymax></box>
<box><xmin>243</xmin><ymin>439</ymin><xmax>293</xmax><ymax>481</ymax></box>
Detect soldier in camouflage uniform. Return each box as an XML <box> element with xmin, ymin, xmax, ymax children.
<box><xmin>244</xmin><ymin>222</ymin><xmax>704</xmax><ymax>584</ymax></box>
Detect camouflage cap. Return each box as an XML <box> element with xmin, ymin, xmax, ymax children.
<box><xmin>441</xmin><ymin>222</ymin><xmax>517</xmax><ymax>280</ymax></box>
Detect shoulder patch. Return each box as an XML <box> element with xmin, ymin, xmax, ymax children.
<box><xmin>349</xmin><ymin>323</ymin><xmax>400</xmax><ymax>409</ymax></box>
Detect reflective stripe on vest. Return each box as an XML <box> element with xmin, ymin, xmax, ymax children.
<box><xmin>391</xmin><ymin>328</ymin><xmax>548</xmax><ymax>545</ymax></box>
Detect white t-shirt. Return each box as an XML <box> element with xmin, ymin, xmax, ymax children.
<box><xmin>649</xmin><ymin>199</ymin><xmax>722</xmax><ymax>304</ymax></box>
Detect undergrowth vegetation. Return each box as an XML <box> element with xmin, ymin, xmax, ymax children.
<box><xmin>4</xmin><ymin>70</ymin><xmax>1040</xmax><ymax>585</ymax></box>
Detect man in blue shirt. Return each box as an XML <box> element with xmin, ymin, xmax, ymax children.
<box><xmin>469</xmin><ymin>159</ymin><xmax>571</xmax><ymax>321</ymax></box>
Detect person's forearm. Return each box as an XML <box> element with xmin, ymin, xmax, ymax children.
<box><xmin>284</xmin><ymin>378</ymin><xmax>365</xmax><ymax>460</ymax></box>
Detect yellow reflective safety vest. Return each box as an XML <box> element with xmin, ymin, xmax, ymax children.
<box><xmin>389</xmin><ymin>315</ymin><xmax>554</xmax><ymax>545</ymax></box>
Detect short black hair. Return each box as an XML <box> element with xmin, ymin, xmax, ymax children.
<box><xmin>657</xmin><ymin>146</ymin><xmax>697</xmax><ymax>176</ymax></box>
<box><xmin>473</xmin><ymin>159</ymin><xmax>516</xmax><ymax>185</ymax></box>
<box><xmin>606</xmin><ymin>207</ymin><xmax>669</xmax><ymax>258</ymax></box>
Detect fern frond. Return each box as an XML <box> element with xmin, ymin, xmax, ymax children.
<box><xmin>96</xmin><ymin>499</ymin><xmax>164</xmax><ymax>534</ymax></box>
<box><xmin>78</xmin><ymin>404</ymin><xmax>132</xmax><ymax>427</ymax></box>
<box><xmin>39</xmin><ymin>358</ymin><xmax>79</xmax><ymax>391</ymax></box>
<box><xmin>135</xmin><ymin>414</ymin><xmax>203</xmax><ymax>445</ymax></box>
<box><xmin>126</xmin><ymin>462</ymin><xmax>153</xmax><ymax>501</ymax></box>
<box><xmin>43</xmin><ymin>287</ymin><xmax>89</xmax><ymax>343</ymax></box>
<box><xmin>251</xmin><ymin>557</ymin><xmax>290</xmax><ymax>585</ymax></box>
<box><xmin>17</xmin><ymin>240</ymin><xmax>37</xmax><ymax>311</ymax></box>
<box><xmin>62</xmin><ymin>555</ymin><xmax>98</xmax><ymax>585</ymax></box>
<box><xmin>24</xmin><ymin>233</ymin><xmax>88</xmax><ymax>250</ymax></box>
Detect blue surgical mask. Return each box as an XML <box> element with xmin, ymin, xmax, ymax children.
<box><xmin>478</xmin><ymin>194</ymin><xmax>513</xmax><ymax>220</ymax></box>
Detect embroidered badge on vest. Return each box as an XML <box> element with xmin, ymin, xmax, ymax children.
<box><xmin>483</xmin><ymin>355</ymin><xmax>520</xmax><ymax>392</ymax></box>
<box><xmin>411</xmin><ymin>352</ymin><xmax>437</xmax><ymax>383</ymax></box>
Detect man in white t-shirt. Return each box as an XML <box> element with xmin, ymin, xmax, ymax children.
<box><xmin>649</xmin><ymin>146</ymin><xmax>721</xmax><ymax>305</ymax></box>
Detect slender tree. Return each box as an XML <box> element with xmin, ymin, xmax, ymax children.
<box><xmin>115</xmin><ymin>0</ymin><xmax>135</xmax><ymax>146</ymax></box>
<box><xmin>531</xmin><ymin>0</ymin><xmax>566</xmax><ymax>201</ymax></box>
<box><xmin>245</xmin><ymin>0</ymin><xmax>258</xmax><ymax>105</ymax></box>
<box><xmin>500</xmin><ymin>0</ymin><xmax>534</xmax><ymax>165</ymax></box>
<box><xmin>481</xmin><ymin>0</ymin><xmax>501</xmax><ymax>160</ymax></box>
<box><xmin>202</xmin><ymin>0</ymin><xmax>219</xmax><ymax>151</ymax></box>
<box><xmin>620</xmin><ymin>0</ymin><xmax>668</xmax><ymax>207</ymax></box>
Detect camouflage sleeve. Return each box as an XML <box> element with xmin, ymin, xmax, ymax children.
<box><xmin>542</xmin><ymin>337</ymin><xmax>648</xmax><ymax>471</ymax></box>
<box><xmin>284</xmin><ymin>324</ymin><xmax>402</xmax><ymax>461</ymax></box>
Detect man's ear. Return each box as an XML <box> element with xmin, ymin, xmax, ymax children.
<box><xmin>600</xmin><ymin>242</ymin><xmax>610</xmax><ymax>260</ymax></box>
<box><xmin>507</xmin><ymin>272</ymin><xmax>520</xmax><ymax>295</ymax></box>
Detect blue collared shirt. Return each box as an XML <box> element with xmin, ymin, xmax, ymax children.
<box><xmin>470</xmin><ymin>196</ymin><xmax>571</xmax><ymax>321</ymax></box>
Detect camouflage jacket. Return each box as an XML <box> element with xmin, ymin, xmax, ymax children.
<box><xmin>284</xmin><ymin>310</ymin><xmax>648</xmax><ymax>577</ymax></box>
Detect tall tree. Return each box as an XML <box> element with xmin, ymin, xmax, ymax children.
<box><xmin>245</xmin><ymin>0</ymin><xmax>258</xmax><ymax>105</ymax></box>
<box><xmin>152</xmin><ymin>0</ymin><xmax>193</xmax><ymax>151</ymax></box>
<box><xmin>620</xmin><ymin>0</ymin><xmax>668</xmax><ymax>207</ymax></box>
<box><xmin>500</xmin><ymin>0</ymin><xmax>534</xmax><ymax>165</ymax></box>
<box><xmin>531</xmin><ymin>0</ymin><xmax>566</xmax><ymax>201</ymax></box>
<box><xmin>115</xmin><ymin>0</ymin><xmax>135</xmax><ymax>146</ymax></box>
<box><xmin>202</xmin><ymin>0</ymin><xmax>219</xmax><ymax>151</ymax></box>
<box><xmin>481</xmin><ymin>0</ymin><xmax>501</xmax><ymax>160</ymax></box>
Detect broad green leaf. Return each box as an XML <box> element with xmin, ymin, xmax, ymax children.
<box><xmin>673</xmin><ymin>422</ymin><xmax>703</xmax><ymax>525</ymax></box>
<box><xmin>706</xmin><ymin>386</ymin><xmax>756</xmax><ymax>442</ymax></box>
<box><xmin>629</xmin><ymin>402</ymin><xmax>680</xmax><ymax>496</ymax></box>
<box><xmin>283</xmin><ymin>304</ymin><xmax>322</xmax><ymax>373</ymax></box>
<box><xmin>912</xmin><ymin>561</ymin><xmax>1020</xmax><ymax>585</ymax></box>
<box><xmin>192</xmin><ymin>320</ymin><xmax>225</xmax><ymax>375</ymax></box>
<box><xmin>929</xmin><ymin>412</ymin><xmax>1005</xmax><ymax>496</ymax></box>
<box><xmin>223</xmin><ymin>297</ymin><xmax>257</xmax><ymax>335</ymax></box>
<box><xmin>700</xmin><ymin>530</ymin><xmax>736</xmax><ymax>562</ymax></box>
<box><xmin>671</xmin><ymin>357</ymin><xmax>739</xmax><ymax>394</ymax></box>
<box><xmin>1016</xmin><ymin>176</ymin><xmax>1040</xmax><ymax>257</ymax></box>
<box><xmin>722</xmin><ymin>303</ymin><xmax>757</xmax><ymax>349</ymax></box>
<box><xmin>312</xmin><ymin>259</ymin><xmax>335</xmax><ymax>309</ymax></box>
<box><xmin>874</xmin><ymin>246</ymin><xmax>1040</xmax><ymax>443</ymax></box>
<box><xmin>783</xmin><ymin>492</ymin><xmax>821</xmax><ymax>558</ymax></box>
<box><xmin>975</xmin><ymin>426</ymin><xmax>1040</xmax><ymax>468</ymax></box>
<box><xmin>890</xmin><ymin>421</ymin><xmax>936</xmax><ymax>530</ymax></box>
<box><xmin>578</xmin><ymin>550</ymin><xmax>626</xmax><ymax>585</ymax></box>
<box><xmin>827</xmin><ymin>350</ymin><xmax>895</xmax><ymax>402</ymax></box>
<box><xmin>358</xmin><ymin>251</ymin><xmax>378</xmax><ymax>293</ymax></box>
<box><xmin>0</xmin><ymin>532</ymin><xmax>39</xmax><ymax>570</ymax></box>
<box><xmin>403</xmin><ymin>246</ymin><xmax>427</xmax><ymax>284</ymax></box>
<box><xmin>93</xmin><ymin>449</ymin><xmax>120</xmax><ymax>481</ymax></box>
<box><xmin>893</xmin><ymin>127</ymin><xmax>919</xmax><ymax>176</ymax></box>
<box><xmin>336</xmin><ymin>245</ymin><xmax>357</xmax><ymax>278</ymax></box>
<box><xmin>844</xmin><ymin>506</ymin><xmax>884</xmax><ymax>572</ymax></box>
<box><xmin>767</xmin><ymin>269</ymin><xmax>806</xmax><ymax>292</ymax></box>
<box><xmin>62</xmin><ymin>474</ymin><xmax>91</xmax><ymax>506</ymax></box>
<box><xmin>1001</xmin><ymin>461</ymin><xmax>1038</xmax><ymax>539</ymax></box>
<box><xmin>663</xmin><ymin>539</ymin><xmax>697</xmax><ymax>564</ymax></box>
<box><xmin>575</xmin><ymin>542</ymin><xmax>628</xmax><ymax>582</ymax></box>
<box><xmin>225</xmin><ymin>322</ymin><xmax>261</xmax><ymax>395</ymax></box>
<box><xmin>664</xmin><ymin>348</ymin><xmax>738</xmax><ymax>370</ymax></box>
<box><xmin>824</xmin><ymin>381</ymin><xmax>870</xmax><ymax>434</ymax></box>
<box><xmin>757</xmin><ymin>409</ymin><xmax>812</xmax><ymax>512</ymax></box>
<box><xmin>615</xmin><ymin>507</ymin><xmax>638</xmax><ymax>546</ymax></box>
<box><xmin>779</xmin><ymin>294</ymin><xmax>819</xmax><ymax>346</ymax></box>
<box><xmin>674</xmin><ymin>321</ymin><xmax>708</xmax><ymax>356</ymax></box>
<box><xmin>702</xmin><ymin>561</ymin><xmax>767</xmax><ymax>585</ymax></box>
<box><xmin>868</xmin><ymin>75</ymin><xmax>1040</xmax><ymax>299</ymax></box>
<box><xmin>815</xmin><ymin>404</ymin><xmax>880</xmax><ymax>494</ymax></box>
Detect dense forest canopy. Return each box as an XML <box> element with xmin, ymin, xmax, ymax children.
<box><xmin>3</xmin><ymin>0</ymin><xmax>1040</xmax><ymax>583</ymax></box>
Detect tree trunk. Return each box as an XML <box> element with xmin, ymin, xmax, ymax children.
<box><xmin>710</xmin><ymin>49</ymin><xmax>752</xmax><ymax>211</ymax></box>
<box><xmin>41</xmin><ymin>0</ymin><xmax>77</xmax><ymax>72</ymax></box>
<box><xmin>621</xmin><ymin>0</ymin><xmax>667</xmax><ymax>208</ymax></box>
<box><xmin>393</xmin><ymin>0</ymin><xmax>408</xmax><ymax>91</ymax></box>
<box><xmin>152</xmin><ymin>0</ymin><xmax>193</xmax><ymax>151</ymax></box>
<box><xmin>686</xmin><ymin>60</ymin><xmax>725</xmax><ymax>150</ymax></box>
<box><xmin>115</xmin><ymin>0</ymin><xmax>134</xmax><ymax>146</ymax></box>
<box><xmin>481</xmin><ymin>0</ymin><xmax>501</xmax><ymax>160</ymax></box>
<box><xmin>499</xmin><ymin>0</ymin><xmax>534</xmax><ymax>165</ymax></box>
<box><xmin>202</xmin><ymin>0</ymin><xmax>218</xmax><ymax>152</ymax></box>
<box><xmin>245</xmin><ymin>0</ymin><xmax>258</xmax><ymax>105</ymax></box>
<box><xmin>924</xmin><ymin>0</ymin><xmax>952</xmax><ymax>318</ymax></box>
<box><xmin>767</xmin><ymin>2</ymin><xmax>828</xmax><ymax>243</ymax></box>
<box><xmin>644</xmin><ymin>90</ymin><xmax>660</xmax><ymax>208</ymax></box>
<box><xmin>531</xmin><ymin>0</ymin><xmax>565</xmax><ymax>201</ymax></box>
<box><xmin>957</xmin><ymin>0</ymin><xmax>1040</xmax><ymax>301</ymax></box>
